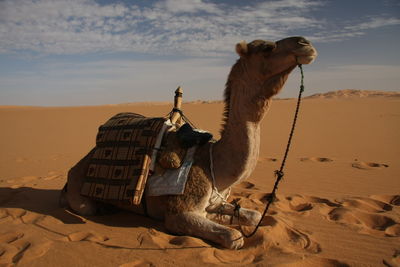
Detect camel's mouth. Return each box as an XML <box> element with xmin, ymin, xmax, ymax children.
<box><xmin>294</xmin><ymin>44</ymin><xmax>317</xmax><ymax>65</ymax></box>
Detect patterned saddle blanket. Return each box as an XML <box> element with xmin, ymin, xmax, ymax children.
<box><xmin>80</xmin><ymin>112</ymin><xmax>167</xmax><ymax>205</ymax></box>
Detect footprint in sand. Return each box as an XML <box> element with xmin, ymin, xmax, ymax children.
<box><xmin>288</xmin><ymin>198</ymin><xmax>313</xmax><ymax>212</ymax></box>
<box><xmin>119</xmin><ymin>259</ymin><xmax>154</xmax><ymax>267</ymax></box>
<box><xmin>246</xmin><ymin>192</ymin><xmax>280</xmax><ymax>214</ymax></box>
<box><xmin>237</xmin><ymin>181</ymin><xmax>257</xmax><ymax>190</ymax></box>
<box><xmin>0</xmin><ymin>208</ymin><xmax>62</xmax><ymax>227</ymax></box>
<box><xmin>15</xmin><ymin>157</ymin><xmax>28</xmax><ymax>163</ymax></box>
<box><xmin>231</xmin><ymin>191</ymin><xmax>252</xmax><ymax>199</ymax></box>
<box><xmin>248</xmin><ymin>192</ymin><xmax>274</xmax><ymax>203</ymax></box>
<box><xmin>305</xmin><ymin>196</ymin><xmax>341</xmax><ymax>208</ymax></box>
<box><xmin>136</xmin><ymin>228</ymin><xmax>171</xmax><ymax>248</ymax></box>
<box><xmin>300</xmin><ymin>157</ymin><xmax>333</xmax><ymax>163</ymax></box>
<box><xmin>271</xmin><ymin>195</ymin><xmax>310</xmax><ymax>214</ymax></box>
<box><xmin>6</xmin><ymin>209</ymin><xmax>28</xmax><ymax>223</ymax></box>
<box><xmin>43</xmin><ymin>171</ymin><xmax>63</xmax><ymax>181</ymax></box>
<box><xmin>0</xmin><ymin>232</ymin><xmax>30</xmax><ymax>265</ymax></box>
<box><xmin>258</xmin><ymin>157</ymin><xmax>278</xmax><ymax>162</ymax></box>
<box><xmin>20</xmin><ymin>176</ymin><xmax>40</xmax><ymax>183</ymax></box>
<box><xmin>383</xmin><ymin>250</ymin><xmax>400</xmax><ymax>267</ymax></box>
<box><xmin>0</xmin><ymin>232</ymin><xmax>24</xmax><ymax>244</ymax></box>
<box><xmin>273</xmin><ymin>194</ymin><xmax>341</xmax><ymax>214</ymax></box>
<box><xmin>342</xmin><ymin>197</ymin><xmax>392</xmax><ymax>213</ymax></box>
<box><xmin>1</xmin><ymin>208</ymin><xmax>41</xmax><ymax>225</ymax></box>
<box><xmin>168</xmin><ymin>236</ymin><xmax>208</xmax><ymax>247</ymax></box>
<box><xmin>20</xmin><ymin>212</ymin><xmax>45</xmax><ymax>224</ymax></box>
<box><xmin>200</xmin><ymin>248</ymin><xmax>257</xmax><ymax>265</ymax></box>
<box><xmin>0</xmin><ymin>230</ymin><xmax>53</xmax><ymax>265</ymax></box>
<box><xmin>319</xmin><ymin>196</ymin><xmax>400</xmax><ymax>237</ymax></box>
<box><xmin>6</xmin><ymin>176</ymin><xmax>41</xmax><ymax>188</ymax></box>
<box><xmin>271</xmin><ymin>194</ymin><xmax>400</xmax><ymax>239</ymax></box>
<box><xmin>286</xmin><ymin>257</ymin><xmax>350</xmax><ymax>267</ymax></box>
<box><xmin>257</xmin><ymin>217</ymin><xmax>321</xmax><ymax>254</ymax></box>
<box><xmin>0</xmin><ymin>209</ymin><xmax>8</xmax><ymax>219</ymax></box>
<box><xmin>64</xmin><ymin>231</ymin><xmax>109</xmax><ymax>242</ymax></box>
<box><xmin>351</xmin><ymin>161</ymin><xmax>389</xmax><ymax>170</ymax></box>
<box><xmin>327</xmin><ymin>208</ymin><xmax>394</xmax><ymax>229</ymax></box>
<box><xmin>43</xmin><ymin>175</ymin><xmax>61</xmax><ymax>181</ymax></box>
<box><xmin>370</xmin><ymin>195</ymin><xmax>400</xmax><ymax>206</ymax></box>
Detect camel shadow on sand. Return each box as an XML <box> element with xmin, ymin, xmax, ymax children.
<box><xmin>0</xmin><ymin>186</ymin><xmax>166</xmax><ymax>232</ymax></box>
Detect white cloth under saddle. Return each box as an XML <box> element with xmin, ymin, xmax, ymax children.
<box><xmin>147</xmin><ymin>146</ymin><xmax>197</xmax><ymax>196</ymax></box>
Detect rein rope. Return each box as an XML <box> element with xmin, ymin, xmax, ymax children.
<box><xmin>234</xmin><ymin>64</ymin><xmax>306</xmax><ymax>238</ymax></box>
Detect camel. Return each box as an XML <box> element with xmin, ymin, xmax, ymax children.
<box><xmin>60</xmin><ymin>36</ymin><xmax>317</xmax><ymax>249</ymax></box>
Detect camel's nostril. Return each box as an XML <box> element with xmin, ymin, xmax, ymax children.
<box><xmin>297</xmin><ymin>37</ymin><xmax>311</xmax><ymax>46</ymax></box>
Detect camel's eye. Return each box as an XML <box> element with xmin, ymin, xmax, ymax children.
<box><xmin>261</xmin><ymin>45</ymin><xmax>275</xmax><ymax>54</ymax></box>
<box><xmin>261</xmin><ymin>47</ymin><xmax>274</xmax><ymax>57</ymax></box>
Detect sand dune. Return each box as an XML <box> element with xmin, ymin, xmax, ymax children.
<box><xmin>0</xmin><ymin>94</ymin><xmax>399</xmax><ymax>266</ymax></box>
<box><xmin>306</xmin><ymin>89</ymin><xmax>400</xmax><ymax>99</ymax></box>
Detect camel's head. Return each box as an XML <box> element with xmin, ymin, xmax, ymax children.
<box><xmin>235</xmin><ymin>36</ymin><xmax>317</xmax><ymax>80</ymax></box>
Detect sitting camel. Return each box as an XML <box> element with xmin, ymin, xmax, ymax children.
<box><xmin>61</xmin><ymin>36</ymin><xmax>317</xmax><ymax>249</ymax></box>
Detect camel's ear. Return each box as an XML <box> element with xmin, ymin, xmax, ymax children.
<box><xmin>235</xmin><ymin>41</ymin><xmax>248</xmax><ymax>57</ymax></box>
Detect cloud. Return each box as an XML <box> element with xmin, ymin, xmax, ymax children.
<box><xmin>155</xmin><ymin>0</ymin><xmax>221</xmax><ymax>14</ymax></box>
<box><xmin>0</xmin><ymin>0</ymin><xmax>320</xmax><ymax>56</ymax></box>
<box><xmin>0</xmin><ymin>0</ymin><xmax>399</xmax><ymax>57</ymax></box>
<box><xmin>344</xmin><ymin>17</ymin><xmax>400</xmax><ymax>31</ymax></box>
<box><xmin>308</xmin><ymin>15</ymin><xmax>400</xmax><ymax>43</ymax></box>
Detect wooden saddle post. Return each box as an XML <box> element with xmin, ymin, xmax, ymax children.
<box><xmin>170</xmin><ymin>86</ymin><xmax>183</xmax><ymax>125</ymax></box>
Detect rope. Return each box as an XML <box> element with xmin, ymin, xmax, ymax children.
<box><xmin>209</xmin><ymin>142</ymin><xmax>230</xmax><ymax>205</ymax></box>
<box><xmin>167</xmin><ymin>108</ymin><xmax>197</xmax><ymax>129</ymax></box>
<box><xmin>235</xmin><ymin>64</ymin><xmax>305</xmax><ymax>238</ymax></box>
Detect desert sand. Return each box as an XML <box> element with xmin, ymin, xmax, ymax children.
<box><xmin>0</xmin><ymin>90</ymin><xmax>399</xmax><ymax>266</ymax></box>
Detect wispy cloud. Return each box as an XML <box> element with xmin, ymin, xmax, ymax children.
<box><xmin>344</xmin><ymin>17</ymin><xmax>400</xmax><ymax>31</ymax></box>
<box><xmin>0</xmin><ymin>0</ymin><xmax>350</xmax><ymax>56</ymax></box>
<box><xmin>0</xmin><ymin>0</ymin><xmax>399</xmax><ymax>56</ymax></box>
<box><xmin>308</xmin><ymin>15</ymin><xmax>400</xmax><ymax>43</ymax></box>
<box><xmin>155</xmin><ymin>0</ymin><xmax>221</xmax><ymax>14</ymax></box>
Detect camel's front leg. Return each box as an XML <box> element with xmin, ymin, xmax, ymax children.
<box><xmin>165</xmin><ymin>212</ymin><xmax>244</xmax><ymax>249</ymax></box>
<box><xmin>206</xmin><ymin>203</ymin><xmax>262</xmax><ymax>226</ymax></box>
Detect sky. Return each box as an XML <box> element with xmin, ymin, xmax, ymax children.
<box><xmin>0</xmin><ymin>0</ymin><xmax>399</xmax><ymax>106</ymax></box>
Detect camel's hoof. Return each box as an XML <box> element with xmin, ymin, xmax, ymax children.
<box><xmin>223</xmin><ymin>229</ymin><xmax>244</xmax><ymax>250</ymax></box>
<box><xmin>244</xmin><ymin>210</ymin><xmax>262</xmax><ymax>226</ymax></box>
<box><xmin>236</xmin><ymin>209</ymin><xmax>262</xmax><ymax>226</ymax></box>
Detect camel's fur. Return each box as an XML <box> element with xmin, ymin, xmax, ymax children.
<box><xmin>61</xmin><ymin>36</ymin><xmax>317</xmax><ymax>249</ymax></box>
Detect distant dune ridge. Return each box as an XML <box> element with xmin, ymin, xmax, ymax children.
<box><xmin>305</xmin><ymin>89</ymin><xmax>400</xmax><ymax>99</ymax></box>
<box><xmin>186</xmin><ymin>90</ymin><xmax>400</xmax><ymax>104</ymax></box>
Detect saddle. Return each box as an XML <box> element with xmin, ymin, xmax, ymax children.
<box><xmin>80</xmin><ymin>112</ymin><xmax>166</xmax><ymax>205</ymax></box>
<box><xmin>80</xmin><ymin>112</ymin><xmax>213</xmax><ymax>206</ymax></box>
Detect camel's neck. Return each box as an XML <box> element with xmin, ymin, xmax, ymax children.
<box><xmin>212</xmin><ymin>62</ymin><xmax>292</xmax><ymax>190</ymax></box>
<box><xmin>212</xmin><ymin>114</ymin><xmax>264</xmax><ymax>190</ymax></box>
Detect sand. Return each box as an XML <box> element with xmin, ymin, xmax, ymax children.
<box><xmin>0</xmin><ymin>92</ymin><xmax>399</xmax><ymax>266</ymax></box>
